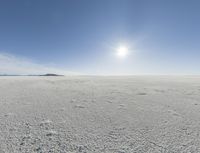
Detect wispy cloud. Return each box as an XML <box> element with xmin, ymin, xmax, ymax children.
<box><xmin>0</xmin><ymin>53</ymin><xmax>76</xmax><ymax>75</ymax></box>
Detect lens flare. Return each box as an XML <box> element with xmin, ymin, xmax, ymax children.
<box><xmin>116</xmin><ymin>46</ymin><xmax>128</xmax><ymax>58</ymax></box>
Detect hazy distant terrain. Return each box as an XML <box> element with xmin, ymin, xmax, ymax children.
<box><xmin>0</xmin><ymin>76</ymin><xmax>200</xmax><ymax>153</ymax></box>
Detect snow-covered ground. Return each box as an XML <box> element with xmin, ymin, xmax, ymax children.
<box><xmin>0</xmin><ymin>76</ymin><xmax>200</xmax><ymax>153</ymax></box>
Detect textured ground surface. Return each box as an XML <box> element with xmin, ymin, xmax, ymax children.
<box><xmin>0</xmin><ymin>76</ymin><xmax>200</xmax><ymax>153</ymax></box>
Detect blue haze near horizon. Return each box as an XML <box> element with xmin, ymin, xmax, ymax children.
<box><xmin>0</xmin><ymin>0</ymin><xmax>200</xmax><ymax>75</ymax></box>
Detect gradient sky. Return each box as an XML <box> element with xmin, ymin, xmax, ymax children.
<box><xmin>0</xmin><ymin>0</ymin><xmax>200</xmax><ymax>75</ymax></box>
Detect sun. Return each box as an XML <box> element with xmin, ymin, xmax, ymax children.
<box><xmin>116</xmin><ymin>46</ymin><xmax>129</xmax><ymax>58</ymax></box>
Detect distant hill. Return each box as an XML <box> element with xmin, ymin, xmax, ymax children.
<box><xmin>39</xmin><ymin>73</ymin><xmax>64</xmax><ymax>76</ymax></box>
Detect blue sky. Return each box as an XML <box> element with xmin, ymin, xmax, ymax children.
<box><xmin>0</xmin><ymin>0</ymin><xmax>200</xmax><ymax>75</ymax></box>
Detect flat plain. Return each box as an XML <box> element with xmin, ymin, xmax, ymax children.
<box><xmin>0</xmin><ymin>76</ymin><xmax>200</xmax><ymax>153</ymax></box>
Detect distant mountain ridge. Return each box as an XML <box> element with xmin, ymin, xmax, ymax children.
<box><xmin>0</xmin><ymin>73</ymin><xmax>64</xmax><ymax>76</ymax></box>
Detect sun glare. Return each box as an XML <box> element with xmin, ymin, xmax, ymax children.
<box><xmin>116</xmin><ymin>46</ymin><xmax>129</xmax><ymax>58</ymax></box>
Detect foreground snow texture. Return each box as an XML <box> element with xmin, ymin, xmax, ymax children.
<box><xmin>0</xmin><ymin>76</ymin><xmax>200</xmax><ymax>153</ymax></box>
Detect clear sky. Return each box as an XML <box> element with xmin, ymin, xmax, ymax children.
<box><xmin>0</xmin><ymin>0</ymin><xmax>200</xmax><ymax>75</ymax></box>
